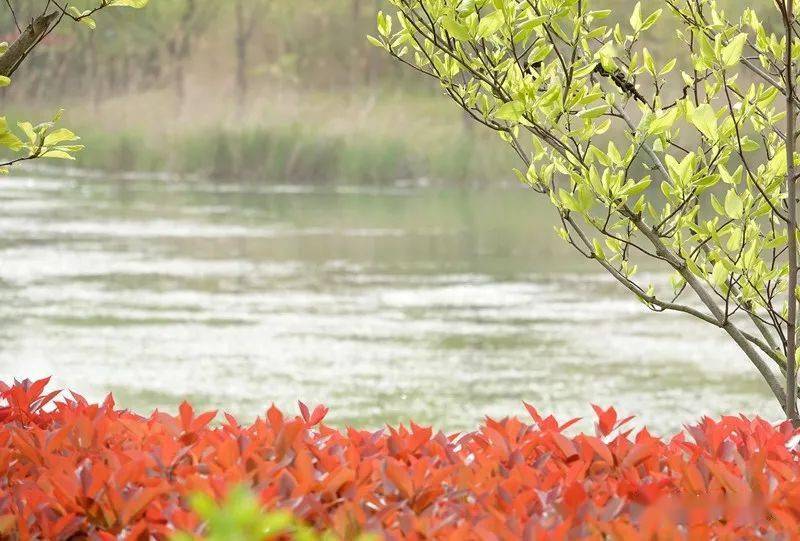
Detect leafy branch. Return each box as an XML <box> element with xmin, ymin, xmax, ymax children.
<box><xmin>372</xmin><ymin>0</ymin><xmax>800</xmax><ymax>417</ymax></box>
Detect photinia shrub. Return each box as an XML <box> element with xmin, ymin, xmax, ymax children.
<box><xmin>2</xmin><ymin>378</ymin><xmax>800</xmax><ymax>539</ymax></box>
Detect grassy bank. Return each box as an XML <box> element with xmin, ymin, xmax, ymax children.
<box><xmin>9</xmin><ymin>85</ymin><xmax>518</xmax><ymax>184</ymax></box>
<box><xmin>71</xmin><ymin>124</ymin><xmax>512</xmax><ymax>184</ymax></box>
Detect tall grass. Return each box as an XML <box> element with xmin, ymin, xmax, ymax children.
<box><xmin>69</xmin><ymin>124</ymin><xmax>515</xmax><ymax>184</ymax></box>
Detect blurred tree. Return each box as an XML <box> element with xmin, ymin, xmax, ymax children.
<box><xmin>153</xmin><ymin>0</ymin><xmax>216</xmax><ymax>109</ymax></box>
<box><xmin>234</xmin><ymin>0</ymin><xmax>268</xmax><ymax>111</ymax></box>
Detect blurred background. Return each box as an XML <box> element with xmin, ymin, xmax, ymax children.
<box><xmin>0</xmin><ymin>0</ymin><xmax>782</xmax><ymax>433</ymax></box>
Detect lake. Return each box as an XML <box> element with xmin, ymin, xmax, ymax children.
<box><xmin>0</xmin><ymin>174</ymin><xmax>780</xmax><ymax>434</ymax></box>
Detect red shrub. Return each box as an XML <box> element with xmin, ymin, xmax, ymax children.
<box><xmin>1</xmin><ymin>377</ymin><xmax>800</xmax><ymax>539</ymax></box>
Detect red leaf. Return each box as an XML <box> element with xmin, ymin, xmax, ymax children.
<box><xmin>552</xmin><ymin>433</ymin><xmax>579</xmax><ymax>460</ymax></box>
<box><xmin>308</xmin><ymin>405</ymin><xmax>329</xmax><ymax>426</ymax></box>
<box><xmin>620</xmin><ymin>442</ymin><xmax>654</xmax><ymax>470</ymax></box>
<box><xmin>385</xmin><ymin>459</ymin><xmax>414</xmax><ymax>499</ymax></box>
<box><xmin>266</xmin><ymin>403</ymin><xmax>283</xmax><ymax>429</ymax></box>
<box><xmin>178</xmin><ymin>401</ymin><xmax>194</xmax><ymax>431</ymax></box>
<box><xmin>582</xmin><ymin>435</ymin><xmax>614</xmax><ymax>464</ymax></box>
<box><xmin>592</xmin><ymin>405</ymin><xmax>617</xmax><ymax>436</ymax></box>
<box><xmin>298</xmin><ymin>401</ymin><xmax>310</xmax><ymax>423</ymax></box>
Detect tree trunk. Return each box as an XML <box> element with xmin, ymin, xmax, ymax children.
<box><xmin>88</xmin><ymin>33</ymin><xmax>101</xmax><ymax>111</ymax></box>
<box><xmin>784</xmin><ymin>0</ymin><xmax>798</xmax><ymax>423</ymax></box>
<box><xmin>234</xmin><ymin>0</ymin><xmax>248</xmax><ymax>112</ymax></box>
<box><xmin>175</xmin><ymin>58</ymin><xmax>186</xmax><ymax>108</ymax></box>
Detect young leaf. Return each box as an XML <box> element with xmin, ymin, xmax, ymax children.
<box><xmin>724</xmin><ymin>190</ymin><xmax>744</xmax><ymax>219</ymax></box>
<box><xmin>494</xmin><ymin>101</ymin><xmax>525</xmax><ymax>122</ymax></box>
<box><xmin>629</xmin><ymin>2</ymin><xmax>642</xmax><ymax>32</ymax></box>
<box><xmin>720</xmin><ymin>33</ymin><xmax>748</xmax><ymax>68</ymax></box>
<box><xmin>689</xmin><ymin>104</ymin><xmax>718</xmax><ymax>141</ymax></box>
<box><xmin>476</xmin><ymin>11</ymin><xmax>504</xmax><ymax>39</ymax></box>
<box><xmin>443</xmin><ymin>17</ymin><xmax>471</xmax><ymax>41</ymax></box>
<box><xmin>109</xmin><ymin>0</ymin><xmax>150</xmax><ymax>6</ymax></box>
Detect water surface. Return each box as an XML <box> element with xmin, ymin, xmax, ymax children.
<box><xmin>0</xmin><ymin>175</ymin><xmax>780</xmax><ymax>434</ymax></box>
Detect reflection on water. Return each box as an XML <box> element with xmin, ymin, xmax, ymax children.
<box><xmin>0</xmin><ymin>175</ymin><xmax>781</xmax><ymax>434</ymax></box>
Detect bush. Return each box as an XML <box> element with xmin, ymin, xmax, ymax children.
<box><xmin>1</xmin><ymin>378</ymin><xmax>800</xmax><ymax>539</ymax></box>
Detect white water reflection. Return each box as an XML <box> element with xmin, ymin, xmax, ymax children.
<box><xmin>0</xmin><ymin>175</ymin><xmax>781</xmax><ymax>434</ymax></box>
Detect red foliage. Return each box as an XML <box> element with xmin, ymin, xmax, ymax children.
<box><xmin>1</xmin><ymin>378</ymin><xmax>800</xmax><ymax>539</ymax></box>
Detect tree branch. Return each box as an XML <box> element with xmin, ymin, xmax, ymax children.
<box><xmin>0</xmin><ymin>11</ymin><xmax>58</xmax><ymax>77</ymax></box>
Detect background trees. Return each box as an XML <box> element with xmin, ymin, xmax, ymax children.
<box><xmin>8</xmin><ymin>0</ymin><xmax>757</xmax><ymax>183</ymax></box>
<box><xmin>0</xmin><ymin>0</ymin><xmax>405</xmax><ymax>111</ymax></box>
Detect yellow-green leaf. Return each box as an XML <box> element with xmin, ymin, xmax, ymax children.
<box><xmin>443</xmin><ymin>17</ymin><xmax>470</xmax><ymax>41</ymax></box>
<box><xmin>721</xmin><ymin>33</ymin><xmax>747</xmax><ymax>68</ymax></box>
<box><xmin>689</xmin><ymin>104</ymin><xmax>718</xmax><ymax>141</ymax></box>
<box><xmin>17</xmin><ymin>122</ymin><xmax>36</xmax><ymax>144</ymax></box>
<box><xmin>476</xmin><ymin>11</ymin><xmax>504</xmax><ymax>40</ymax></box>
<box><xmin>494</xmin><ymin>101</ymin><xmax>525</xmax><ymax>122</ymax></box>
<box><xmin>109</xmin><ymin>0</ymin><xmax>149</xmax><ymax>7</ymax></box>
<box><xmin>724</xmin><ymin>190</ymin><xmax>743</xmax><ymax>219</ymax></box>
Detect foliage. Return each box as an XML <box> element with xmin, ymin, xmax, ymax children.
<box><xmin>172</xmin><ymin>486</ymin><xmax>366</xmax><ymax>541</ymax></box>
<box><xmin>372</xmin><ymin>0</ymin><xmax>800</xmax><ymax>414</ymax></box>
<box><xmin>0</xmin><ymin>0</ymin><xmax>148</xmax><ymax>173</ymax></box>
<box><xmin>3</xmin><ymin>378</ymin><xmax>800</xmax><ymax>538</ymax></box>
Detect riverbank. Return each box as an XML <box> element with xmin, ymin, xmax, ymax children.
<box><xmin>5</xmin><ymin>87</ymin><xmax>517</xmax><ymax>184</ymax></box>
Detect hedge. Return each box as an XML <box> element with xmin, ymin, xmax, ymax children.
<box><xmin>1</xmin><ymin>378</ymin><xmax>800</xmax><ymax>539</ymax></box>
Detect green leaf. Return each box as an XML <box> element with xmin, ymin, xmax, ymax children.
<box><xmin>0</xmin><ymin>76</ymin><xmax>9</xmax><ymax>87</ymax></box>
<box><xmin>0</xmin><ymin>131</ymin><xmax>23</xmax><ymax>152</ymax></box>
<box><xmin>720</xmin><ymin>33</ymin><xmax>748</xmax><ymax>68</ymax></box>
<box><xmin>367</xmin><ymin>35</ymin><xmax>385</xmax><ymax>48</ymax></box>
<box><xmin>648</xmin><ymin>108</ymin><xmax>680</xmax><ymax>136</ymax></box>
<box><xmin>17</xmin><ymin>122</ymin><xmax>36</xmax><ymax>144</ymax></box>
<box><xmin>377</xmin><ymin>11</ymin><xmax>392</xmax><ymax>37</ymax></box>
<box><xmin>576</xmin><ymin>105</ymin><xmax>608</xmax><ymax>119</ymax></box>
<box><xmin>643</xmin><ymin>48</ymin><xmax>655</xmax><ymax>75</ymax></box>
<box><xmin>724</xmin><ymin>190</ymin><xmax>744</xmax><ymax>219</ymax></box>
<box><xmin>711</xmin><ymin>261</ymin><xmax>728</xmax><ymax>287</ymax></box>
<box><xmin>596</xmin><ymin>42</ymin><xmax>618</xmax><ymax>72</ymax></box>
<box><xmin>740</xmin><ymin>138</ymin><xmax>760</xmax><ymax>152</ymax></box>
<box><xmin>476</xmin><ymin>11</ymin><xmax>504</xmax><ymax>40</ymax></box>
<box><xmin>40</xmin><ymin>150</ymin><xmax>76</xmax><ymax>160</ymax></box>
<box><xmin>109</xmin><ymin>0</ymin><xmax>149</xmax><ymax>7</ymax></box>
<box><xmin>494</xmin><ymin>101</ymin><xmax>524</xmax><ymax>122</ymax></box>
<box><xmin>640</xmin><ymin>9</ymin><xmax>662</xmax><ymax>31</ymax></box>
<box><xmin>592</xmin><ymin>239</ymin><xmax>606</xmax><ymax>260</ymax></box>
<box><xmin>443</xmin><ymin>17</ymin><xmax>471</xmax><ymax>41</ymax></box>
<box><xmin>624</xmin><ymin>178</ymin><xmax>651</xmax><ymax>197</ymax></box>
<box><xmin>518</xmin><ymin>15</ymin><xmax>547</xmax><ymax>34</ymax></box>
<box><xmin>44</xmin><ymin>129</ymin><xmax>79</xmax><ymax>146</ymax></box>
<box><xmin>689</xmin><ymin>104</ymin><xmax>718</xmax><ymax>141</ymax></box>
<box><xmin>629</xmin><ymin>2</ymin><xmax>642</xmax><ymax>31</ymax></box>
<box><xmin>660</xmin><ymin>58</ymin><xmax>677</xmax><ymax>76</ymax></box>
<box><xmin>559</xmin><ymin>189</ymin><xmax>580</xmax><ymax>213</ymax></box>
